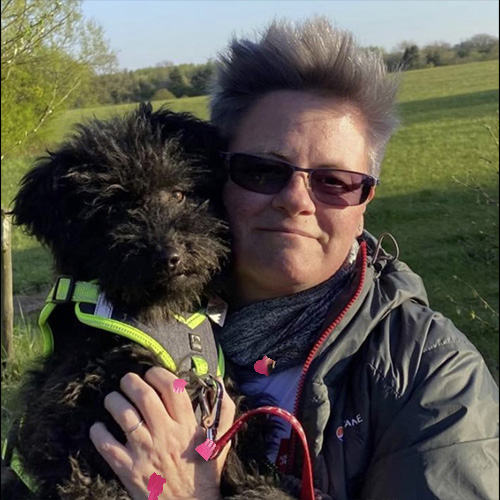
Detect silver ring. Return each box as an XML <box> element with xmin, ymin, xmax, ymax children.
<box><xmin>125</xmin><ymin>419</ymin><xmax>144</xmax><ymax>435</ymax></box>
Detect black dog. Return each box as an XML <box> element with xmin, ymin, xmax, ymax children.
<box><xmin>3</xmin><ymin>104</ymin><xmax>297</xmax><ymax>500</ymax></box>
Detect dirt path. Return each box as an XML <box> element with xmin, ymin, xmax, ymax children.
<box><xmin>13</xmin><ymin>289</ymin><xmax>50</xmax><ymax>317</ymax></box>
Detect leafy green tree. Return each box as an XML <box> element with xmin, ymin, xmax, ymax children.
<box><xmin>1</xmin><ymin>0</ymin><xmax>116</xmax><ymax>159</ymax></box>
<box><xmin>151</xmin><ymin>88</ymin><xmax>176</xmax><ymax>101</ymax></box>
<box><xmin>465</xmin><ymin>34</ymin><xmax>498</xmax><ymax>54</ymax></box>
<box><xmin>422</xmin><ymin>42</ymin><xmax>454</xmax><ymax>67</ymax></box>
<box><xmin>167</xmin><ymin>66</ymin><xmax>190</xmax><ymax>97</ymax></box>
<box><xmin>455</xmin><ymin>34</ymin><xmax>499</xmax><ymax>60</ymax></box>
<box><xmin>401</xmin><ymin>45</ymin><xmax>421</xmax><ymax>70</ymax></box>
<box><xmin>190</xmin><ymin>62</ymin><xmax>214</xmax><ymax>95</ymax></box>
<box><xmin>383</xmin><ymin>52</ymin><xmax>403</xmax><ymax>72</ymax></box>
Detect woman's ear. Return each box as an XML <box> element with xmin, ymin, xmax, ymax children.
<box><xmin>367</xmin><ymin>186</ymin><xmax>376</xmax><ymax>204</ymax></box>
<box><xmin>357</xmin><ymin>218</ymin><xmax>364</xmax><ymax>237</ymax></box>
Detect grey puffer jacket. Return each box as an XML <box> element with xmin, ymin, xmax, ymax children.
<box><xmin>234</xmin><ymin>231</ymin><xmax>499</xmax><ymax>500</ymax></box>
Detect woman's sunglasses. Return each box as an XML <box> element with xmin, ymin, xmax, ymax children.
<box><xmin>221</xmin><ymin>152</ymin><xmax>379</xmax><ymax>207</ymax></box>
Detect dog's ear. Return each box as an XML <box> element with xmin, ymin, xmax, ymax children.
<box><xmin>11</xmin><ymin>153</ymin><xmax>66</xmax><ymax>248</ymax></box>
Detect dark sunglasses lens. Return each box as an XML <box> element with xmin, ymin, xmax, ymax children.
<box><xmin>311</xmin><ymin>170</ymin><xmax>370</xmax><ymax>206</ymax></box>
<box><xmin>229</xmin><ymin>156</ymin><xmax>291</xmax><ymax>194</ymax></box>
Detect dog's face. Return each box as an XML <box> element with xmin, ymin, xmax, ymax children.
<box><xmin>12</xmin><ymin>104</ymin><xmax>228</xmax><ymax>316</ymax></box>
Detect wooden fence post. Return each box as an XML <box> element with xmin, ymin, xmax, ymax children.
<box><xmin>1</xmin><ymin>208</ymin><xmax>14</xmax><ymax>366</ymax></box>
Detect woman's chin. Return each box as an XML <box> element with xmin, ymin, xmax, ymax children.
<box><xmin>260</xmin><ymin>263</ymin><xmax>321</xmax><ymax>293</ymax></box>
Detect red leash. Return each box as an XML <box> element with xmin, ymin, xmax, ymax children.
<box><xmin>210</xmin><ymin>405</ymin><xmax>316</xmax><ymax>500</ymax></box>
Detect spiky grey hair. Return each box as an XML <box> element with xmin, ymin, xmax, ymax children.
<box><xmin>210</xmin><ymin>16</ymin><xmax>400</xmax><ymax>177</ymax></box>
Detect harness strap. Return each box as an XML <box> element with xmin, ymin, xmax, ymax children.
<box><xmin>39</xmin><ymin>277</ymin><xmax>225</xmax><ymax>377</ymax></box>
<box><xmin>52</xmin><ymin>276</ymin><xmax>99</xmax><ymax>303</ymax></box>
<box><xmin>1</xmin><ymin>421</ymin><xmax>37</xmax><ymax>493</ymax></box>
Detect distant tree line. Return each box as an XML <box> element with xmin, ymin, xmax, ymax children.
<box><xmin>74</xmin><ymin>33</ymin><xmax>499</xmax><ymax>108</ymax></box>
<box><xmin>380</xmin><ymin>33</ymin><xmax>499</xmax><ymax>71</ymax></box>
<box><xmin>74</xmin><ymin>61</ymin><xmax>216</xmax><ymax>107</ymax></box>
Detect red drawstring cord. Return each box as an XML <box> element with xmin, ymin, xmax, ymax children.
<box><xmin>210</xmin><ymin>405</ymin><xmax>315</xmax><ymax>500</ymax></box>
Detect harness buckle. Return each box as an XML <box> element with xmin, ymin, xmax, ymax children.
<box><xmin>51</xmin><ymin>276</ymin><xmax>76</xmax><ymax>304</ymax></box>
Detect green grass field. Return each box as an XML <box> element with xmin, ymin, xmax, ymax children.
<box><xmin>1</xmin><ymin>60</ymin><xmax>499</xmax><ymax>380</ymax></box>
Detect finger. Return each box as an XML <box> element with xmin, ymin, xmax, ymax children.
<box><xmin>103</xmin><ymin>390</ymin><xmax>151</xmax><ymax>444</ymax></box>
<box><xmin>145</xmin><ymin>366</ymin><xmax>196</xmax><ymax>425</ymax></box>
<box><xmin>216</xmin><ymin>376</ymin><xmax>236</xmax><ymax>435</ymax></box>
<box><xmin>119</xmin><ymin>372</ymin><xmax>169</xmax><ymax>432</ymax></box>
<box><xmin>89</xmin><ymin>422</ymin><xmax>133</xmax><ymax>476</ymax></box>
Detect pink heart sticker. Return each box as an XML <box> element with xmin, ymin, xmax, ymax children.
<box><xmin>147</xmin><ymin>472</ymin><xmax>166</xmax><ymax>500</ymax></box>
<box><xmin>173</xmin><ymin>378</ymin><xmax>187</xmax><ymax>393</ymax></box>
<box><xmin>254</xmin><ymin>355</ymin><xmax>275</xmax><ymax>376</ymax></box>
<box><xmin>195</xmin><ymin>438</ymin><xmax>216</xmax><ymax>461</ymax></box>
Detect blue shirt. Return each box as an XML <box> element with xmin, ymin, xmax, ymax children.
<box><xmin>236</xmin><ymin>365</ymin><xmax>303</xmax><ymax>463</ymax></box>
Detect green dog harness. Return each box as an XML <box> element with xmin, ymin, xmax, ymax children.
<box><xmin>2</xmin><ymin>276</ymin><xmax>227</xmax><ymax>493</ymax></box>
<box><xmin>38</xmin><ymin>276</ymin><xmax>225</xmax><ymax>377</ymax></box>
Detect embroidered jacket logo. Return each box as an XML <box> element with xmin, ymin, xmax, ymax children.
<box><xmin>336</xmin><ymin>414</ymin><xmax>363</xmax><ymax>442</ymax></box>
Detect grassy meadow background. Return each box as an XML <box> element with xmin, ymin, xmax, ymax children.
<box><xmin>1</xmin><ymin>61</ymin><xmax>499</xmax><ymax>440</ymax></box>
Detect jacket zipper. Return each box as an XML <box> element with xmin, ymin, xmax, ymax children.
<box><xmin>286</xmin><ymin>241</ymin><xmax>369</xmax><ymax>475</ymax></box>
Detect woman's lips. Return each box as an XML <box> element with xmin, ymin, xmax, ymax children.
<box><xmin>259</xmin><ymin>227</ymin><xmax>316</xmax><ymax>239</ymax></box>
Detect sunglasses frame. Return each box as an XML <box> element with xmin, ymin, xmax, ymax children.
<box><xmin>221</xmin><ymin>152</ymin><xmax>380</xmax><ymax>207</ymax></box>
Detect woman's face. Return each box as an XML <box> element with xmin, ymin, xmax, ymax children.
<box><xmin>223</xmin><ymin>90</ymin><xmax>374</xmax><ymax>305</ymax></box>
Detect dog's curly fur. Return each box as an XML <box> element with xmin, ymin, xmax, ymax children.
<box><xmin>2</xmin><ymin>104</ymin><xmax>297</xmax><ymax>500</ymax></box>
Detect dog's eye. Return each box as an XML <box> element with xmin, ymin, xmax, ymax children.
<box><xmin>171</xmin><ymin>191</ymin><xmax>185</xmax><ymax>203</ymax></box>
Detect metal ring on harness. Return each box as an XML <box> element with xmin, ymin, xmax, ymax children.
<box><xmin>173</xmin><ymin>354</ymin><xmax>223</xmax><ymax>441</ymax></box>
<box><xmin>175</xmin><ymin>353</ymin><xmax>210</xmax><ymax>382</ymax></box>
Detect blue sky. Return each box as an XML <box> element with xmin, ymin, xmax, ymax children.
<box><xmin>82</xmin><ymin>0</ymin><xmax>499</xmax><ymax>70</ymax></box>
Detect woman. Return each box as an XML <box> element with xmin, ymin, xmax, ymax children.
<box><xmin>90</xmin><ymin>17</ymin><xmax>499</xmax><ymax>500</ymax></box>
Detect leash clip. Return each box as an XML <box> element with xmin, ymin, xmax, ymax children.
<box><xmin>199</xmin><ymin>376</ymin><xmax>223</xmax><ymax>441</ymax></box>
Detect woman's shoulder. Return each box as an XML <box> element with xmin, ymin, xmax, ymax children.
<box><xmin>357</xmin><ymin>299</ymin><xmax>490</xmax><ymax>400</ymax></box>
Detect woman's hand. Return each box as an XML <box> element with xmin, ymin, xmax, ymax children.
<box><xmin>89</xmin><ymin>367</ymin><xmax>235</xmax><ymax>500</ymax></box>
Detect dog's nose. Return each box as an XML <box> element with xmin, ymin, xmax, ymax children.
<box><xmin>161</xmin><ymin>248</ymin><xmax>181</xmax><ymax>270</ymax></box>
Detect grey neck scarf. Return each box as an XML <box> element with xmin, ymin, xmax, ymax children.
<box><xmin>216</xmin><ymin>241</ymin><xmax>359</xmax><ymax>374</ymax></box>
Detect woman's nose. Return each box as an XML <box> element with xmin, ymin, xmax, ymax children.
<box><xmin>271</xmin><ymin>172</ymin><xmax>316</xmax><ymax>215</ymax></box>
